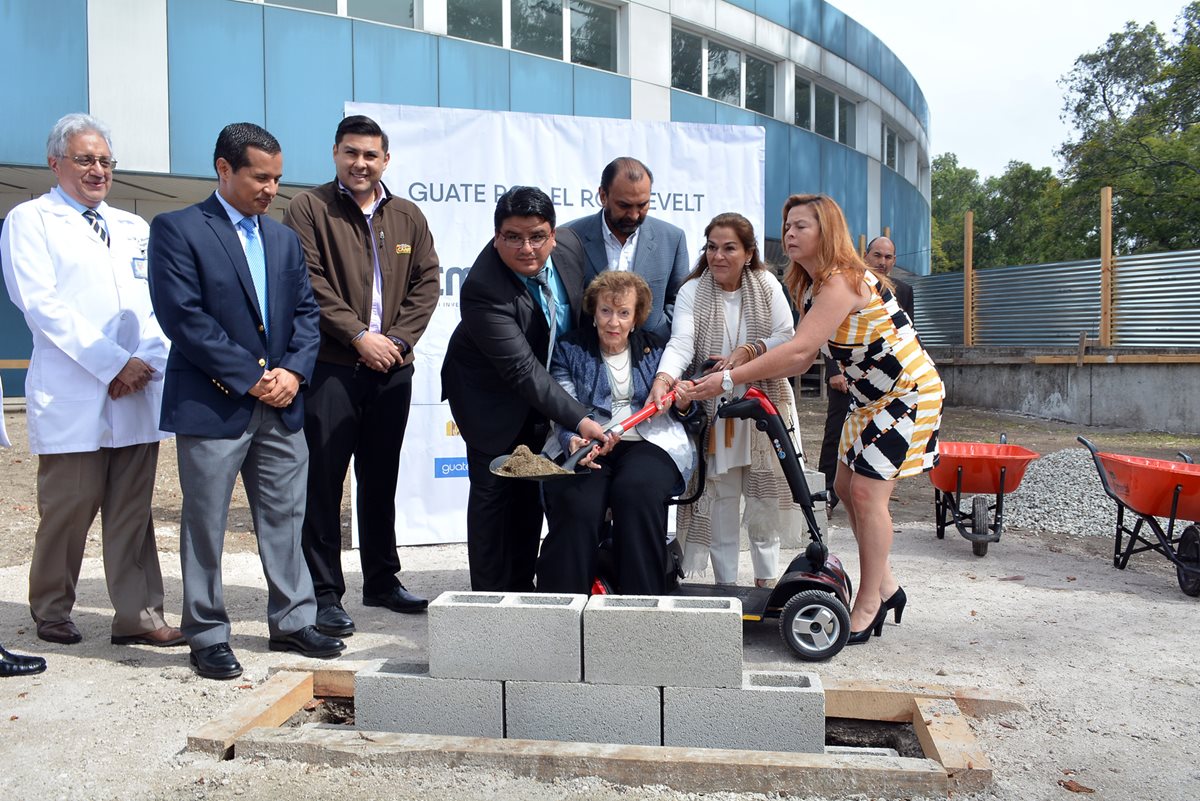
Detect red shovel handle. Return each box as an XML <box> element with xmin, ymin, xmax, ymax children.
<box><xmin>561</xmin><ymin>390</ymin><xmax>677</xmax><ymax>472</ymax></box>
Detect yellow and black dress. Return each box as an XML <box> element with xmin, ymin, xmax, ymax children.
<box><xmin>804</xmin><ymin>271</ymin><xmax>943</xmax><ymax>480</ymax></box>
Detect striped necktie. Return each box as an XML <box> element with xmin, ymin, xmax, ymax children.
<box><xmin>82</xmin><ymin>208</ymin><xmax>109</xmax><ymax>248</ymax></box>
<box><xmin>529</xmin><ymin>269</ymin><xmax>557</xmax><ymax>365</ymax></box>
<box><xmin>237</xmin><ymin>217</ymin><xmax>269</xmax><ymax>338</ymax></box>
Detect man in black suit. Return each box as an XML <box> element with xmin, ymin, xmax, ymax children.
<box><xmin>819</xmin><ymin>236</ymin><xmax>915</xmax><ymax>508</ymax></box>
<box><xmin>441</xmin><ymin>187</ymin><xmax>609</xmax><ymax>591</ymax></box>
<box><xmin>148</xmin><ymin>123</ymin><xmax>344</xmax><ymax>680</ymax></box>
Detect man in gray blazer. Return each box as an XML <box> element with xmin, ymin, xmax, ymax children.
<box><xmin>561</xmin><ymin>157</ymin><xmax>689</xmax><ymax>341</ymax></box>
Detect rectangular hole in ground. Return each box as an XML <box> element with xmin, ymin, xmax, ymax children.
<box><xmin>825</xmin><ymin>718</ymin><xmax>924</xmax><ymax>758</ymax></box>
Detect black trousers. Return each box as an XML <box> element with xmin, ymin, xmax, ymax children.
<box><xmin>819</xmin><ymin>386</ymin><xmax>852</xmax><ymax>492</ymax></box>
<box><xmin>465</xmin><ymin>413</ymin><xmax>548</xmax><ymax>592</ymax></box>
<box><xmin>538</xmin><ymin>440</ymin><xmax>680</xmax><ymax>596</ymax></box>
<box><xmin>301</xmin><ymin>361</ymin><xmax>413</xmax><ymax>606</ymax></box>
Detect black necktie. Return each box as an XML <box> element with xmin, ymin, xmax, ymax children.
<box><xmin>83</xmin><ymin>208</ymin><xmax>109</xmax><ymax>248</ymax></box>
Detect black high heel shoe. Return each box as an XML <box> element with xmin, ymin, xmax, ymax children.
<box><xmin>846</xmin><ymin>607</ymin><xmax>887</xmax><ymax>645</ymax></box>
<box><xmin>883</xmin><ymin>587</ymin><xmax>907</xmax><ymax>625</ymax></box>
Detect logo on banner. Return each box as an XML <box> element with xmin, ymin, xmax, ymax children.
<box><xmin>434</xmin><ymin>457</ymin><xmax>469</xmax><ymax>478</ymax></box>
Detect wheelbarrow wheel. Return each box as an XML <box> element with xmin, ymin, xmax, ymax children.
<box><xmin>971</xmin><ymin>496</ymin><xmax>989</xmax><ymax>557</ymax></box>
<box><xmin>1177</xmin><ymin>524</ymin><xmax>1200</xmax><ymax>597</ymax></box>
<box><xmin>779</xmin><ymin>589</ymin><xmax>851</xmax><ymax>661</ymax></box>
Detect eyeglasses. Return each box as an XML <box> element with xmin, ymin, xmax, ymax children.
<box><xmin>67</xmin><ymin>155</ymin><xmax>117</xmax><ymax>170</ymax></box>
<box><xmin>499</xmin><ymin>233</ymin><xmax>550</xmax><ymax>249</ymax></box>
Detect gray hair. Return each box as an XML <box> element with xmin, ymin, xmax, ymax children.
<box><xmin>46</xmin><ymin>113</ymin><xmax>113</xmax><ymax>160</ymax></box>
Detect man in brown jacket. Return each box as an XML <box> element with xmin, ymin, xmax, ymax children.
<box><xmin>284</xmin><ymin>115</ymin><xmax>440</xmax><ymax>636</ymax></box>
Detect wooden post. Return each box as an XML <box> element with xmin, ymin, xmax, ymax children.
<box><xmin>883</xmin><ymin>225</ymin><xmax>891</xmax><ymax>239</ymax></box>
<box><xmin>1099</xmin><ymin>186</ymin><xmax>1113</xmax><ymax>347</ymax></box>
<box><xmin>963</xmin><ymin>211</ymin><xmax>974</xmax><ymax>346</ymax></box>
<box><xmin>858</xmin><ymin>234</ymin><xmax>866</xmax><ymax>257</ymax></box>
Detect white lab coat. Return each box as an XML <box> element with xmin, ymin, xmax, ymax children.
<box><xmin>0</xmin><ymin>187</ymin><xmax>169</xmax><ymax>454</ymax></box>
<box><xmin>0</xmin><ymin>375</ymin><xmax>10</xmax><ymax>448</ymax></box>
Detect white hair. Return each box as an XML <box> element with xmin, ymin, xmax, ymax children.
<box><xmin>46</xmin><ymin>113</ymin><xmax>113</xmax><ymax>160</ymax></box>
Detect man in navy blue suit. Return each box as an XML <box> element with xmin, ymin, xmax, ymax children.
<box><xmin>148</xmin><ymin>123</ymin><xmax>344</xmax><ymax>680</ymax></box>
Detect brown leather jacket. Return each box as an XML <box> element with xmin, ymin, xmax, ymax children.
<box><xmin>284</xmin><ymin>180</ymin><xmax>440</xmax><ymax>367</ymax></box>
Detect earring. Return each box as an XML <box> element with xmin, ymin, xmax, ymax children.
<box><xmin>744</xmin><ymin>259</ymin><xmax>752</xmax><ymax>267</ymax></box>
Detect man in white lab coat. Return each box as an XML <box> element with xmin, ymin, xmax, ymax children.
<box><xmin>0</xmin><ymin>113</ymin><xmax>182</xmax><ymax>648</ymax></box>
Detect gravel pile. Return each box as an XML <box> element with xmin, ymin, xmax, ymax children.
<box><xmin>990</xmin><ymin>447</ymin><xmax>1120</xmax><ymax>538</ymax></box>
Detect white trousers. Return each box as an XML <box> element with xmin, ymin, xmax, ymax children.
<box><xmin>707</xmin><ymin>466</ymin><xmax>780</xmax><ymax>584</ymax></box>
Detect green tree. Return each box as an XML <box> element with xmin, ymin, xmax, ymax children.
<box><xmin>929</xmin><ymin>153</ymin><xmax>982</xmax><ymax>272</ymax></box>
<box><xmin>1058</xmin><ymin>2</ymin><xmax>1200</xmax><ymax>254</ymax></box>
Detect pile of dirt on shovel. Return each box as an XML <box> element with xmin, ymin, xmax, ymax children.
<box><xmin>496</xmin><ymin>445</ymin><xmax>570</xmax><ymax>477</ymax></box>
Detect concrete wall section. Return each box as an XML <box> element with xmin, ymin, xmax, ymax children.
<box><xmin>428</xmin><ymin>592</ymin><xmax>586</xmax><ymax>682</ymax></box>
<box><xmin>583</xmin><ymin>595</ymin><xmax>742</xmax><ymax>688</ymax></box>
<box><xmin>664</xmin><ymin>670</ymin><xmax>825</xmax><ymax>753</ymax></box>
<box><xmin>354</xmin><ymin>661</ymin><xmax>504</xmax><ymax>738</ymax></box>
<box><xmin>505</xmin><ymin>681</ymin><xmax>662</xmax><ymax>746</ymax></box>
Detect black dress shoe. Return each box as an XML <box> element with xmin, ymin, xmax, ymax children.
<box><xmin>0</xmin><ymin>644</ymin><xmax>47</xmax><ymax>677</ymax></box>
<box><xmin>190</xmin><ymin>643</ymin><xmax>243</xmax><ymax>680</ymax></box>
<box><xmin>315</xmin><ymin>604</ymin><xmax>355</xmax><ymax>637</ymax></box>
<box><xmin>268</xmin><ymin>625</ymin><xmax>345</xmax><ymax>658</ymax></box>
<box><xmin>363</xmin><ymin>584</ymin><xmax>428</xmax><ymax>614</ymax></box>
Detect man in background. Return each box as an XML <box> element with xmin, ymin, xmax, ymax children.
<box><xmin>284</xmin><ymin>115</ymin><xmax>440</xmax><ymax>637</ymax></box>
<box><xmin>562</xmin><ymin>157</ymin><xmax>689</xmax><ymax>340</ymax></box>
<box><xmin>1</xmin><ymin>113</ymin><xmax>181</xmax><ymax>649</ymax></box>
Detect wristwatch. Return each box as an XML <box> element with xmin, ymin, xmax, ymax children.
<box><xmin>721</xmin><ymin>369</ymin><xmax>734</xmax><ymax>394</ymax></box>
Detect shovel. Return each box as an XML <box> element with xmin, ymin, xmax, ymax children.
<box><xmin>489</xmin><ymin>389</ymin><xmax>681</xmax><ymax>481</ymax></box>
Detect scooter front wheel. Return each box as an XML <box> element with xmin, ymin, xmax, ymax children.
<box><xmin>779</xmin><ymin>589</ymin><xmax>851</xmax><ymax>661</ymax></box>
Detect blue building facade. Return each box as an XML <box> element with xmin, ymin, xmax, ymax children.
<box><xmin>0</xmin><ymin>0</ymin><xmax>931</xmax><ymax>392</ymax></box>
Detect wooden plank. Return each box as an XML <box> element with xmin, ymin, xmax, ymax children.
<box><xmin>1033</xmin><ymin>354</ymin><xmax>1200</xmax><ymax>365</ymax></box>
<box><xmin>825</xmin><ymin>679</ymin><xmax>1024</xmax><ymax>720</ymax></box>
<box><xmin>235</xmin><ymin>726</ymin><xmax>949</xmax><ymax>798</ymax></box>
<box><xmin>912</xmin><ymin>697</ymin><xmax>991</xmax><ymax>793</ymax></box>
<box><xmin>268</xmin><ymin>659</ymin><xmax>385</xmax><ymax>698</ymax></box>
<box><xmin>0</xmin><ymin>359</ymin><xmax>30</xmax><ymax>369</ymax></box>
<box><xmin>188</xmin><ymin>670</ymin><xmax>313</xmax><ymax>759</ymax></box>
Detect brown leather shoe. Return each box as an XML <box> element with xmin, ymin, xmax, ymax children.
<box><xmin>36</xmin><ymin>619</ymin><xmax>82</xmax><ymax>645</ymax></box>
<box><xmin>111</xmin><ymin>625</ymin><xmax>186</xmax><ymax>647</ymax></box>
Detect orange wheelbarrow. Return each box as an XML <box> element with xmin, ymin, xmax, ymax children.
<box><xmin>929</xmin><ymin>436</ymin><xmax>1040</xmax><ymax>557</ymax></box>
<box><xmin>1078</xmin><ymin>437</ymin><xmax>1200</xmax><ymax>597</ymax></box>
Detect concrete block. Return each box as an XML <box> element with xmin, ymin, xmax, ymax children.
<box><xmin>664</xmin><ymin>671</ymin><xmax>825</xmax><ymax>753</ymax></box>
<box><xmin>428</xmin><ymin>591</ymin><xmax>586</xmax><ymax>682</ymax></box>
<box><xmin>355</xmin><ymin>660</ymin><xmax>503</xmax><ymax>738</ymax></box>
<box><xmin>505</xmin><ymin>681</ymin><xmax>661</xmax><ymax>746</ymax></box>
<box><xmin>583</xmin><ymin>595</ymin><xmax>742</xmax><ymax>688</ymax></box>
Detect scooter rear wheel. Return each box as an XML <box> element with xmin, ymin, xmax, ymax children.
<box><xmin>779</xmin><ymin>589</ymin><xmax>851</xmax><ymax>661</ymax></box>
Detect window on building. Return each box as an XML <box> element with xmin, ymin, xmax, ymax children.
<box><xmin>795</xmin><ymin>76</ymin><xmax>811</xmax><ymax>129</ymax></box>
<box><xmin>347</xmin><ymin>0</ymin><xmax>414</xmax><ymax>27</ymax></box>
<box><xmin>745</xmin><ymin>55</ymin><xmax>774</xmax><ymax>116</ymax></box>
<box><xmin>448</xmin><ymin>0</ymin><xmax>618</xmax><ymax>72</ymax></box>
<box><xmin>671</xmin><ymin>30</ymin><xmax>703</xmax><ymax>94</ymax></box>
<box><xmin>814</xmin><ymin>85</ymin><xmax>836</xmax><ymax>139</ymax></box>
<box><xmin>883</xmin><ymin>124</ymin><xmax>899</xmax><ymax>170</ymax></box>
<box><xmin>570</xmin><ymin>1</ymin><xmax>617</xmax><ymax>72</ymax></box>
<box><xmin>671</xmin><ymin>30</ymin><xmax>776</xmax><ymax>114</ymax></box>
<box><xmin>838</xmin><ymin>96</ymin><xmax>856</xmax><ymax>148</ymax></box>
<box><xmin>512</xmin><ymin>0</ymin><xmax>562</xmax><ymax>59</ymax></box>
<box><xmin>448</xmin><ymin>0</ymin><xmax>502</xmax><ymax>45</ymax></box>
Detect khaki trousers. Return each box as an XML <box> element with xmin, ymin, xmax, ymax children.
<box><xmin>29</xmin><ymin>443</ymin><xmax>168</xmax><ymax>636</ymax></box>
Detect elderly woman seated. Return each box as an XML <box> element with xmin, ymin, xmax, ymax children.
<box><xmin>536</xmin><ymin>271</ymin><xmax>698</xmax><ymax>595</ymax></box>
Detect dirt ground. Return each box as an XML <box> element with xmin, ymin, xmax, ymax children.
<box><xmin>1</xmin><ymin>403</ymin><xmax>1198</xmax><ymax>801</ymax></box>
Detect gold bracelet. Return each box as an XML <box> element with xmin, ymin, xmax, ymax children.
<box><xmin>654</xmin><ymin>372</ymin><xmax>676</xmax><ymax>388</ymax></box>
<box><xmin>738</xmin><ymin>343</ymin><xmax>756</xmax><ymax>361</ymax></box>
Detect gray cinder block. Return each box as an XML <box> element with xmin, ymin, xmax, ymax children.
<box><xmin>505</xmin><ymin>681</ymin><xmax>662</xmax><ymax>746</ymax></box>
<box><xmin>355</xmin><ymin>660</ymin><xmax>503</xmax><ymax>738</ymax></box>
<box><xmin>428</xmin><ymin>591</ymin><xmax>586</xmax><ymax>682</ymax></box>
<box><xmin>664</xmin><ymin>671</ymin><xmax>825</xmax><ymax>753</ymax></box>
<box><xmin>583</xmin><ymin>595</ymin><xmax>742</xmax><ymax>688</ymax></box>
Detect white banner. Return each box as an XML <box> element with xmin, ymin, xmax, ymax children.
<box><xmin>346</xmin><ymin>103</ymin><xmax>765</xmax><ymax>545</ymax></box>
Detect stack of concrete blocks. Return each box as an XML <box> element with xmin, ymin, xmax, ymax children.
<box><xmin>355</xmin><ymin>591</ymin><xmax>825</xmax><ymax>754</ymax></box>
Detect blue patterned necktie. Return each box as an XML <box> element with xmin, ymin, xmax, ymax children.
<box><xmin>237</xmin><ymin>217</ymin><xmax>269</xmax><ymax>338</ymax></box>
<box><xmin>529</xmin><ymin>269</ymin><xmax>557</xmax><ymax>365</ymax></box>
<box><xmin>82</xmin><ymin>208</ymin><xmax>108</xmax><ymax>248</ymax></box>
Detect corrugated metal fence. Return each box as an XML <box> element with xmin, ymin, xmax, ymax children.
<box><xmin>909</xmin><ymin>249</ymin><xmax>1200</xmax><ymax>348</ymax></box>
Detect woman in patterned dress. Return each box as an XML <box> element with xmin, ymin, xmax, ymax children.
<box><xmin>680</xmin><ymin>195</ymin><xmax>943</xmax><ymax>643</ymax></box>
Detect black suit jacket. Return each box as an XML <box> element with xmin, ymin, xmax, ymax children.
<box><xmin>824</xmin><ymin>276</ymin><xmax>915</xmax><ymax>382</ymax></box>
<box><xmin>441</xmin><ymin>228</ymin><xmax>589</xmax><ymax>455</ymax></box>
<box><xmin>149</xmin><ymin>193</ymin><xmax>320</xmax><ymax>437</ymax></box>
